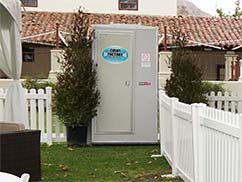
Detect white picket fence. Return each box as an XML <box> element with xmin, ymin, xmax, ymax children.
<box><xmin>0</xmin><ymin>87</ymin><xmax>66</xmax><ymax>144</ymax></box>
<box><xmin>159</xmin><ymin>90</ymin><xmax>242</xmax><ymax>182</ymax></box>
<box><xmin>207</xmin><ymin>91</ymin><xmax>242</xmax><ymax>113</ymax></box>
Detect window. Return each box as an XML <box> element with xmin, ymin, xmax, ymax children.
<box><xmin>216</xmin><ymin>65</ymin><xmax>225</xmax><ymax>81</ymax></box>
<box><xmin>23</xmin><ymin>47</ymin><xmax>35</xmax><ymax>62</ymax></box>
<box><xmin>119</xmin><ymin>0</ymin><xmax>138</xmax><ymax>10</ymax></box>
<box><xmin>21</xmin><ymin>0</ymin><xmax>38</xmax><ymax>7</ymax></box>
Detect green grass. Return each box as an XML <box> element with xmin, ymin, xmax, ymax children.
<box><xmin>41</xmin><ymin>144</ymin><xmax>182</xmax><ymax>182</ymax></box>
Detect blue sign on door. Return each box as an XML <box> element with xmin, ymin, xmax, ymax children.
<box><xmin>102</xmin><ymin>46</ymin><xmax>128</xmax><ymax>64</ymax></box>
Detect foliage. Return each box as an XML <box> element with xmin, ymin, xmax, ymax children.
<box><xmin>22</xmin><ymin>77</ymin><xmax>55</xmax><ymax>90</ymax></box>
<box><xmin>216</xmin><ymin>8</ymin><xmax>226</xmax><ymax>17</ymax></box>
<box><xmin>41</xmin><ymin>144</ymin><xmax>182</xmax><ymax>182</ymax></box>
<box><xmin>165</xmin><ymin>23</ymin><xmax>208</xmax><ymax>104</ymax></box>
<box><xmin>234</xmin><ymin>0</ymin><xmax>242</xmax><ymax>17</ymax></box>
<box><xmin>54</xmin><ymin>8</ymin><xmax>100</xmax><ymax>128</ymax></box>
<box><xmin>203</xmin><ymin>82</ymin><xmax>225</xmax><ymax>94</ymax></box>
<box><xmin>216</xmin><ymin>0</ymin><xmax>242</xmax><ymax>17</ymax></box>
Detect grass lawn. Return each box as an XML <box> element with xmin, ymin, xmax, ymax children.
<box><xmin>41</xmin><ymin>144</ymin><xmax>183</xmax><ymax>182</ymax></box>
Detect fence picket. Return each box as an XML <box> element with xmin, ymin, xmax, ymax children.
<box><xmin>38</xmin><ymin>89</ymin><xmax>45</xmax><ymax>139</ymax></box>
<box><xmin>217</xmin><ymin>92</ymin><xmax>222</xmax><ymax>110</ymax></box>
<box><xmin>24</xmin><ymin>89</ymin><xmax>29</xmax><ymax>129</ymax></box>
<box><xmin>30</xmin><ymin>89</ymin><xmax>37</xmax><ymax>129</ymax></box>
<box><xmin>238</xmin><ymin>114</ymin><xmax>242</xmax><ymax>182</ymax></box>
<box><xmin>231</xmin><ymin>92</ymin><xmax>236</xmax><ymax>113</ymax></box>
<box><xmin>210</xmin><ymin>92</ymin><xmax>215</xmax><ymax>108</ymax></box>
<box><xmin>63</xmin><ymin>125</ymin><xmax>67</xmax><ymax>138</ymax></box>
<box><xmin>46</xmin><ymin>87</ymin><xmax>52</xmax><ymax>145</ymax></box>
<box><xmin>228</xmin><ymin>136</ymin><xmax>231</xmax><ymax>182</ymax></box>
<box><xmin>238</xmin><ymin>92</ymin><xmax>242</xmax><ymax>113</ymax></box>
<box><xmin>55</xmin><ymin>115</ymin><xmax>60</xmax><ymax>138</ymax></box>
<box><xmin>217</xmin><ymin>131</ymin><xmax>221</xmax><ymax>182</ymax></box>
<box><xmin>224</xmin><ymin>92</ymin><xmax>229</xmax><ymax>112</ymax></box>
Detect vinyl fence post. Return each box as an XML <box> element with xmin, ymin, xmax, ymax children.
<box><xmin>46</xmin><ymin>87</ymin><xmax>52</xmax><ymax>145</ymax></box>
<box><xmin>159</xmin><ymin>90</ymin><xmax>166</xmax><ymax>155</ymax></box>
<box><xmin>192</xmin><ymin>103</ymin><xmax>205</xmax><ymax>182</ymax></box>
<box><xmin>171</xmin><ymin>97</ymin><xmax>179</xmax><ymax>176</ymax></box>
<box><xmin>238</xmin><ymin>114</ymin><xmax>242</xmax><ymax>182</ymax></box>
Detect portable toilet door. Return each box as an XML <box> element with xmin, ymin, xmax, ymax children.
<box><xmin>92</xmin><ymin>24</ymin><xmax>158</xmax><ymax>144</ymax></box>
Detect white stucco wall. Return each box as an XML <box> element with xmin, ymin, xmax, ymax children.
<box><xmin>207</xmin><ymin>81</ymin><xmax>242</xmax><ymax>93</ymax></box>
<box><xmin>159</xmin><ymin>51</ymin><xmax>172</xmax><ymax>88</ymax></box>
<box><xmin>48</xmin><ymin>49</ymin><xmax>64</xmax><ymax>83</ymax></box>
<box><xmin>24</xmin><ymin>0</ymin><xmax>177</xmax><ymax>16</ymax></box>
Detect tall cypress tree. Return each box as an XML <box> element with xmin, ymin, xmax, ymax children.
<box><xmin>55</xmin><ymin>9</ymin><xmax>100</xmax><ymax>127</ymax></box>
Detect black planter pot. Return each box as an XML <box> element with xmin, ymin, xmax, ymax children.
<box><xmin>66</xmin><ymin>126</ymin><xmax>88</xmax><ymax>146</ymax></box>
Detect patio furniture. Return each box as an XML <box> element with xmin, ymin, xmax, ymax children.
<box><xmin>0</xmin><ymin>122</ymin><xmax>41</xmax><ymax>182</ymax></box>
<box><xmin>0</xmin><ymin>172</ymin><xmax>30</xmax><ymax>182</ymax></box>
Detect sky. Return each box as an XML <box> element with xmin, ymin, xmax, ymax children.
<box><xmin>188</xmin><ymin>0</ymin><xmax>239</xmax><ymax>16</ymax></box>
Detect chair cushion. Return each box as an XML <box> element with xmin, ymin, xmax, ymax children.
<box><xmin>0</xmin><ymin>122</ymin><xmax>25</xmax><ymax>133</ymax></box>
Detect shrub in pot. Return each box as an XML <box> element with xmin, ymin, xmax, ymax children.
<box><xmin>54</xmin><ymin>9</ymin><xmax>100</xmax><ymax>146</ymax></box>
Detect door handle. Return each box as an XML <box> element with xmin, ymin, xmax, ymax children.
<box><xmin>125</xmin><ymin>81</ymin><xmax>131</xmax><ymax>86</ymax></box>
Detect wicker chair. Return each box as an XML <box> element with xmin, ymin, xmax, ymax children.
<box><xmin>0</xmin><ymin>122</ymin><xmax>41</xmax><ymax>182</ymax></box>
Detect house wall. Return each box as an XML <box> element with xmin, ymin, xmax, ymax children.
<box><xmin>159</xmin><ymin>50</ymin><xmax>228</xmax><ymax>88</ymax></box>
<box><xmin>191</xmin><ymin>50</ymin><xmax>226</xmax><ymax>80</ymax></box>
<box><xmin>22</xmin><ymin>47</ymin><xmax>51</xmax><ymax>78</ymax></box>
<box><xmin>23</xmin><ymin>0</ymin><xmax>177</xmax><ymax>16</ymax></box>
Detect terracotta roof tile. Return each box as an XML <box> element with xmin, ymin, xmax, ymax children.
<box><xmin>21</xmin><ymin>11</ymin><xmax>242</xmax><ymax>49</ymax></box>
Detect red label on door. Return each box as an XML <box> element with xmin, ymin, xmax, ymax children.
<box><xmin>138</xmin><ymin>82</ymin><xmax>151</xmax><ymax>86</ymax></box>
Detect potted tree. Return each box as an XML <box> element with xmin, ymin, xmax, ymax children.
<box><xmin>55</xmin><ymin>9</ymin><xmax>100</xmax><ymax>146</ymax></box>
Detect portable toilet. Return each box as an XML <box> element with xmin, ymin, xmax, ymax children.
<box><xmin>92</xmin><ymin>24</ymin><xmax>158</xmax><ymax>144</ymax></box>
